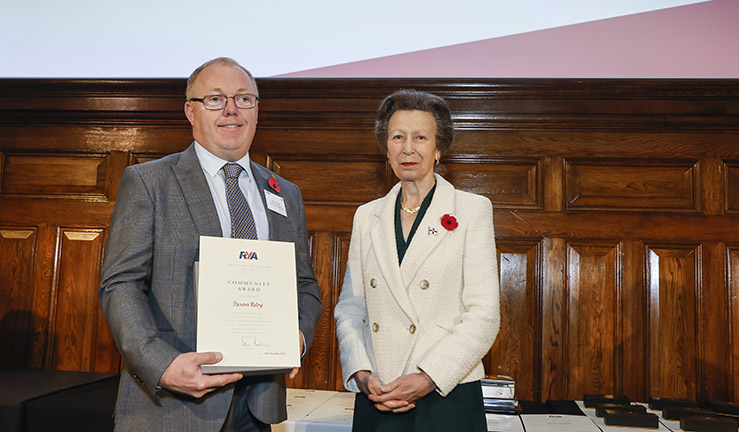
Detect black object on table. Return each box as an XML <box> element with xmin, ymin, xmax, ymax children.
<box><xmin>603</xmin><ymin>410</ymin><xmax>659</xmax><ymax>428</ymax></box>
<box><xmin>710</xmin><ymin>401</ymin><xmax>739</xmax><ymax>416</ymax></box>
<box><xmin>595</xmin><ymin>403</ymin><xmax>647</xmax><ymax>417</ymax></box>
<box><xmin>517</xmin><ymin>400</ymin><xmax>550</xmax><ymax>414</ymax></box>
<box><xmin>0</xmin><ymin>367</ymin><xmax>116</xmax><ymax>432</ymax></box>
<box><xmin>583</xmin><ymin>394</ymin><xmax>630</xmax><ymax>408</ymax></box>
<box><xmin>661</xmin><ymin>406</ymin><xmax>715</xmax><ymax>421</ymax></box>
<box><xmin>680</xmin><ymin>415</ymin><xmax>738</xmax><ymax>432</ymax></box>
<box><xmin>545</xmin><ymin>400</ymin><xmax>586</xmax><ymax>416</ymax></box>
<box><xmin>23</xmin><ymin>374</ymin><xmax>119</xmax><ymax>432</ymax></box>
<box><xmin>648</xmin><ymin>396</ymin><xmax>699</xmax><ymax>410</ymax></box>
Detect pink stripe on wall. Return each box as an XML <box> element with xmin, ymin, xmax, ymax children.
<box><xmin>278</xmin><ymin>0</ymin><xmax>739</xmax><ymax>78</ymax></box>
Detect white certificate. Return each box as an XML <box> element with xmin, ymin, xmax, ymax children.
<box><xmin>520</xmin><ymin>414</ymin><xmax>601</xmax><ymax>432</ymax></box>
<box><xmin>195</xmin><ymin>235</ymin><xmax>300</xmax><ymax>374</ymax></box>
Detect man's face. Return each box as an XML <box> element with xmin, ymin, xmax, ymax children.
<box><xmin>184</xmin><ymin>63</ymin><xmax>258</xmax><ymax>161</ymax></box>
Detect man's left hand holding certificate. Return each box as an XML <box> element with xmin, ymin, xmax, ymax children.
<box><xmin>196</xmin><ymin>235</ymin><xmax>300</xmax><ymax>375</ymax></box>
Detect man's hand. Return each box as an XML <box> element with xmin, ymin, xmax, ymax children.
<box><xmin>288</xmin><ymin>330</ymin><xmax>306</xmax><ymax>379</ymax></box>
<box><xmin>158</xmin><ymin>352</ymin><xmax>242</xmax><ymax>398</ymax></box>
<box><xmin>368</xmin><ymin>372</ymin><xmax>436</xmax><ymax>413</ymax></box>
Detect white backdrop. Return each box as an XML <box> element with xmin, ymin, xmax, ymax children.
<box><xmin>0</xmin><ymin>0</ymin><xmax>704</xmax><ymax>77</ymax></box>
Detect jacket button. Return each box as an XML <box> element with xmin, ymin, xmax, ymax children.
<box><xmin>370</xmin><ymin>278</ymin><xmax>377</xmax><ymax>288</ymax></box>
<box><xmin>419</xmin><ymin>279</ymin><xmax>429</xmax><ymax>290</ymax></box>
<box><xmin>409</xmin><ymin>324</ymin><xmax>416</xmax><ymax>334</ymax></box>
<box><xmin>372</xmin><ymin>323</ymin><xmax>379</xmax><ymax>332</ymax></box>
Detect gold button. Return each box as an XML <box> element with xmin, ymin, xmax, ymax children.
<box><xmin>372</xmin><ymin>323</ymin><xmax>379</xmax><ymax>332</ymax></box>
<box><xmin>409</xmin><ymin>324</ymin><xmax>416</xmax><ymax>334</ymax></box>
<box><xmin>419</xmin><ymin>279</ymin><xmax>429</xmax><ymax>290</ymax></box>
<box><xmin>370</xmin><ymin>278</ymin><xmax>377</xmax><ymax>288</ymax></box>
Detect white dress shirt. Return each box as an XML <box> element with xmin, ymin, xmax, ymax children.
<box><xmin>194</xmin><ymin>142</ymin><xmax>269</xmax><ymax>240</ymax></box>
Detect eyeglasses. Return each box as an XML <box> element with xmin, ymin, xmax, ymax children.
<box><xmin>189</xmin><ymin>93</ymin><xmax>259</xmax><ymax>110</ymax></box>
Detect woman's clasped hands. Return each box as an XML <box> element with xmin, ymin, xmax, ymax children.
<box><xmin>352</xmin><ymin>370</ymin><xmax>437</xmax><ymax>413</ymax></box>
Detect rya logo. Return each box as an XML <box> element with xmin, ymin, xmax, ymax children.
<box><xmin>239</xmin><ymin>251</ymin><xmax>258</xmax><ymax>260</ymax></box>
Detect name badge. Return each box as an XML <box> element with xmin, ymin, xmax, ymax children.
<box><xmin>264</xmin><ymin>190</ymin><xmax>288</xmax><ymax>217</ymax></box>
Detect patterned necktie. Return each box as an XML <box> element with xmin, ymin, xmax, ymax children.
<box><xmin>223</xmin><ymin>163</ymin><xmax>258</xmax><ymax>240</ymax></box>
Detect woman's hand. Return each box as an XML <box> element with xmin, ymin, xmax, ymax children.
<box><xmin>353</xmin><ymin>371</ymin><xmax>415</xmax><ymax>412</ymax></box>
<box><xmin>368</xmin><ymin>371</ymin><xmax>436</xmax><ymax>413</ymax></box>
<box><xmin>352</xmin><ymin>370</ymin><xmax>383</xmax><ymax>396</ymax></box>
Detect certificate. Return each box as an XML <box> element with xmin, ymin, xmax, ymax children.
<box><xmin>195</xmin><ymin>235</ymin><xmax>300</xmax><ymax>374</ymax></box>
<box><xmin>520</xmin><ymin>414</ymin><xmax>601</xmax><ymax>432</ymax></box>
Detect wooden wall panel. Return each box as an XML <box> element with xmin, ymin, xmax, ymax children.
<box><xmin>700</xmin><ymin>242</ymin><xmax>729</xmax><ymax>400</ymax></box>
<box><xmin>566</xmin><ymin>160</ymin><xmax>697</xmax><ymax>211</ymax></box>
<box><xmin>2</xmin><ymin>154</ymin><xmax>108</xmax><ymax>197</ymax></box>
<box><xmin>268</xmin><ymin>156</ymin><xmax>387</xmax><ymax>205</ymax></box>
<box><xmin>289</xmin><ymin>231</ymin><xmax>351</xmax><ymax>391</ymax></box>
<box><xmin>541</xmin><ymin>237</ymin><xmax>566</xmax><ymax>400</ymax></box>
<box><xmin>48</xmin><ymin>229</ymin><xmax>117</xmax><ymax>372</ymax></box>
<box><xmin>0</xmin><ymin>228</ymin><xmax>37</xmax><ymax>366</ymax></box>
<box><xmin>726</xmin><ymin>162</ymin><xmax>739</xmax><ymax>212</ymax></box>
<box><xmin>488</xmin><ymin>239</ymin><xmax>541</xmax><ymax>401</ymax></box>
<box><xmin>727</xmin><ymin>246</ymin><xmax>739</xmax><ymax>401</ymax></box>
<box><xmin>565</xmin><ymin>242</ymin><xmax>620</xmax><ymax>398</ymax></box>
<box><xmin>620</xmin><ymin>240</ymin><xmax>647</xmax><ymax>401</ymax></box>
<box><xmin>646</xmin><ymin>245</ymin><xmax>699</xmax><ymax>400</ymax></box>
<box><xmin>1</xmin><ymin>78</ymin><xmax>738</xmax><ymax>405</ymax></box>
<box><xmin>445</xmin><ymin>158</ymin><xmax>543</xmax><ymax>209</ymax></box>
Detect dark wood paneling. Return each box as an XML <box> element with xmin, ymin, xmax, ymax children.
<box><xmin>646</xmin><ymin>245</ymin><xmax>699</xmax><ymax>400</ymax></box>
<box><xmin>541</xmin><ymin>237</ymin><xmax>567</xmax><ymax>400</ymax></box>
<box><xmin>726</xmin><ymin>162</ymin><xmax>739</xmax><ymax>213</ymax></box>
<box><xmin>0</xmin><ymin>227</ymin><xmax>37</xmax><ymax>366</ymax></box>
<box><xmin>267</xmin><ymin>155</ymin><xmax>387</xmax><ymax>205</ymax></box>
<box><xmin>565</xmin><ymin>242</ymin><xmax>620</xmax><ymax>398</ymax></box>
<box><xmin>2</xmin><ymin>154</ymin><xmax>108</xmax><ymax>198</ymax></box>
<box><xmin>727</xmin><ymin>246</ymin><xmax>739</xmax><ymax>401</ymax></box>
<box><xmin>620</xmin><ymin>240</ymin><xmax>647</xmax><ymax>400</ymax></box>
<box><xmin>48</xmin><ymin>229</ymin><xmax>114</xmax><ymax>371</ymax></box>
<box><xmin>1</xmin><ymin>78</ymin><xmax>738</xmax><ymax>404</ymax></box>
<box><xmin>566</xmin><ymin>160</ymin><xmax>697</xmax><ymax>211</ymax></box>
<box><xmin>445</xmin><ymin>158</ymin><xmax>543</xmax><ymax>209</ymax></box>
<box><xmin>488</xmin><ymin>239</ymin><xmax>541</xmax><ymax>401</ymax></box>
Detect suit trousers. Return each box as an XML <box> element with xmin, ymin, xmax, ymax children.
<box><xmin>221</xmin><ymin>380</ymin><xmax>271</xmax><ymax>432</ymax></box>
<box><xmin>352</xmin><ymin>380</ymin><xmax>487</xmax><ymax>432</ymax></box>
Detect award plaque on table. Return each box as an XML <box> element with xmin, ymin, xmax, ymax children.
<box><xmin>195</xmin><ymin>235</ymin><xmax>300</xmax><ymax>375</ymax></box>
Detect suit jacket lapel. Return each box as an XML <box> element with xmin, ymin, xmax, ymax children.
<box><xmin>369</xmin><ymin>183</ymin><xmax>418</xmax><ymax>323</ymax></box>
<box><xmin>250</xmin><ymin>161</ymin><xmax>285</xmax><ymax>242</ymax></box>
<box><xmin>171</xmin><ymin>144</ymin><xmax>222</xmax><ymax>238</ymax></box>
<box><xmin>399</xmin><ymin>175</ymin><xmax>456</xmax><ymax>286</ymax></box>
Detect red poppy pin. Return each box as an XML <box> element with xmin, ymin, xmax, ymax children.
<box><xmin>441</xmin><ymin>214</ymin><xmax>458</xmax><ymax>231</ymax></box>
<box><xmin>268</xmin><ymin>176</ymin><xmax>281</xmax><ymax>193</ymax></box>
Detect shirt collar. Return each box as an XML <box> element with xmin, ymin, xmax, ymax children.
<box><xmin>194</xmin><ymin>141</ymin><xmax>255</xmax><ymax>182</ymax></box>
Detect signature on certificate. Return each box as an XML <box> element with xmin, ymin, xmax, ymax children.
<box><xmin>241</xmin><ymin>336</ymin><xmax>270</xmax><ymax>348</ymax></box>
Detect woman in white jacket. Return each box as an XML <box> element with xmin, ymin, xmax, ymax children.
<box><xmin>334</xmin><ymin>89</ymin><xmax>501</xmax><ymax>432</ymax></box>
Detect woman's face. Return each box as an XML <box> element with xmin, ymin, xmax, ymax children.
<box><xmin>386</xmin><ymin>110</ymin><xmax>440</xmax><ymax>184</ymax></box>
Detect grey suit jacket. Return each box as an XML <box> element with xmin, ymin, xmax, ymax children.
<box><xmin>99</xmin><ymin>144</ymin><xmax>323</xmax><ymax>431</ymax></box>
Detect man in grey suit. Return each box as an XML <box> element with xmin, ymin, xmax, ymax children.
<box><xmin>99</xmin><ymin>57</ymin><xmax>323</xmax><ymax>431</ymax></box>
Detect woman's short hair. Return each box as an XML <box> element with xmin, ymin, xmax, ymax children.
<box><xmin>374</xmin><ymin>89</ymin><xmax>454</xmax><ymax>154</ymax></box>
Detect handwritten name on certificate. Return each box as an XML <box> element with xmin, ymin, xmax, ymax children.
<box><xmin>196</xmin><ymin>236</ymin><xmax>300</xmax><ymax>374</ymax></box>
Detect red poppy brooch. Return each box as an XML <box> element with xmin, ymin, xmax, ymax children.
<box><xmin>441</xmin><ymin>214</ymin><xmax>458</xmax><ymax>231</ymax></box>
<box><xmin>268</xmin><ymin>176</ymin><xmax>281</xmax><ymax>193</ymax></box>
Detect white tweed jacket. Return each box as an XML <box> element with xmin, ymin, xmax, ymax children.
<box><xmin>334</xmin><ymin>174</ymin><xmax>500</xmax><ymax>396</ymax></box>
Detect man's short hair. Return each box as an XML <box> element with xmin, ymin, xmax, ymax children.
<box><xmin>186</xmin><ymin>57</ymin><xmax>259</xmax><ymax>100</ymax></box>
